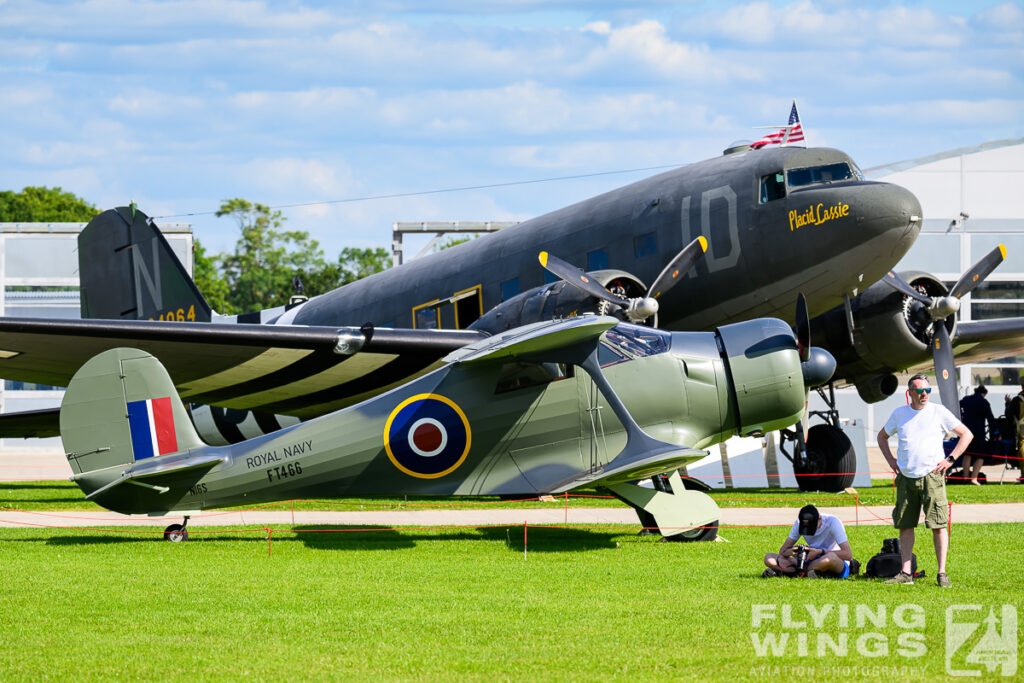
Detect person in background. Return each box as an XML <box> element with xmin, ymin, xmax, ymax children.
<box><xmin>959</xmin><ymin>384</ymin><xmax>997</xmax><ymax>485</ymax></box>
<box><xmin>1011</xmin><ymin>379</ymin><xmax>1024</xmax><ymax>484</ymax></box>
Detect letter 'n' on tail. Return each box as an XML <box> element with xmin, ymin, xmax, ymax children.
<box><xmin>78</xmin><ymin>206</ymin><xmax>213</xmax><ymax>322</ymax></box>
<box><xmin>60</xmin><ymin>348</ymin><xmax>218</xmax><ymax>511</ymax></box>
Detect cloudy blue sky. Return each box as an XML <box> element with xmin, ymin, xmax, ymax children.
<box><xmin>1</xmin><ymin>0</ymin><xmax>1022</xmax><ymax>257</ymax></box>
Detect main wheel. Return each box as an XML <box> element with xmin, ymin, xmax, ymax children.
<box><xmin>795</xmin><ymin>424</ymin><xmax>856</xmax><ymax>492</ymax></box>
<box><xmin>164</xmin><ymin>524</ymin><xmax>188</xmax><ymax>542</ymax></box>
<box><xmin>664</xmin><ymin>520</ymin><xmax>719</xmax><ymax>542</ymax></box>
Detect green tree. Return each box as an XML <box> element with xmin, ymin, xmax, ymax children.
<box><xmin>296</xmin><ymin>247</ymin><xmax>391</xmax><ymax>296</ymax></box>
<box><xmin>434</xmin><ymin>234</ymin><xmax>477</xmax><ymax>252</ymax></box>
<box><xmin>192</xmin><ymin>239</ymin><xmax>231</xmax><ymax>314</ymax></box>
<box><xmin>0</xmin><ymin>186</ymin><xmax>100</xmax><ymax>222</ymax></box>
<box><xmin>215</xmin><ymin>198</ymin><xmax>329</xmax><ymax>313</ymax></box>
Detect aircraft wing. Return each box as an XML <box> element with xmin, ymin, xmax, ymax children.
<box><xmin>0</xmin><ymin>408</ymin><xmax>61</xmax><ymax>439</ymax></box>
<box><xmin>951</xmin><ymin>318</ymin><xmax>1024</xmax><ymax>364</ymax></box>
<box><xmin>0</xmin><ymin>317</ymin><xmax>486</xmax><ymax>419</ymax></box>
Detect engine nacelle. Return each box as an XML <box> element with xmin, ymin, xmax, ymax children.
<box><xmin>810</xmin><ymin>270</ymin><xmax>953</xmax><ymax>401</ymax></box>
<box><xmin>471</xmin><ymin>269</ymin><xmax>647</xmax><ymax>334</ymax></box>
<box><xmin>854</xmin><ymin>373</ymin><xmax>900</xmax><ymax>403</ymax></box>
<box><xmin>717</xmin><ymin>318</ymin><xmax>808</xmax><ymax>438</ymax></box>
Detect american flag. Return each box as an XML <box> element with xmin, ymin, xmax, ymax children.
<box><xmin>750</xmin><ymin>101</ymin><xmax>804</xmax><ymax>149</ymax></box>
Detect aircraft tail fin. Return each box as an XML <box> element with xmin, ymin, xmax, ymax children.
<box><xmin>60</xmin><ymin>348</ymin><xmax>210</xmax><ymax>502</ymax></box>
<box><xmin>78</xmin><ymin>206</ymin><xmax>213</xmax><ymax>322</ymax></box>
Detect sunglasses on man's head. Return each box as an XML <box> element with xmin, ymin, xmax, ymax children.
<box><xmin>913</xmin><ymin>387</ymin><xmax>932</xmax><ymax>395</ymax></box>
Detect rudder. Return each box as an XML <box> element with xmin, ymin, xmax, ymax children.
<box><xmin>78</xmin><ymin>206</ymin><xmax>213</xmax><ymax>321</ymax></box>
<box><xmin>61</xmin><ymin>348</ymin><xmax>206</xmax><ymax>498</ymax></box>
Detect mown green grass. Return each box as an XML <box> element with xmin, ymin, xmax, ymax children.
<box><xmin>1</xmin><ymin>523</ymin><xmax>1020</xmax><ymax>681</ymax></box>
<box><xmin>2</xmin><ymin>478</ymin><xmax>1021</xmax><ymax>514</ymax></box>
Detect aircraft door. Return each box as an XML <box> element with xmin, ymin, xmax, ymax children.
<box><xmin>412</xmin><ymin>286</ymin><xmax>483</xmax><ymax>330</ymax></box>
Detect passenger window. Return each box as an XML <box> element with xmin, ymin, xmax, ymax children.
<box><xmin>413</xmin><ymin>302</ymin><xmax>439</xmax><ymax>329</ymax></box>
<box><xmin>760</xmin><ymin>172</ymin><xmax>786</xmax><ymax>203</ymax></box>
<box><xmin>633</xmin><ymin>232</ymin><xmax>657</xmax><ymax>258</ymax></box>
<box><xmin>494</xmin><ymin>362</ymin><xmax>572</xmax><ymax>394</ymax></box>
<box><xmin>587</xmin><ymin>249</ymin><xmax>608</xmax><ymax>271</ymax></box>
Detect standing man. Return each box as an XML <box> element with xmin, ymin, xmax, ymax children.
<box><xmin>959</xmin><ymin>384</ymin><xmax>997</xmax><ymax>485</ymax></box>
<box><xmin>876</xmin><ymin>375</ymin><xmax>972</xmax><ymax>587</ymax></box>
<box><xmin>1011</xmin><ymin>379</ymin><xmax>1024</xmax><ymax>483</ymax></box>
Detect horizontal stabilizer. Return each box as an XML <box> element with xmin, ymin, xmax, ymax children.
<box><xmin>444</xmin><ymin>315</ymin><xmax>618</xmax><ymax>365</ymax></box>
<box><xmin>79</xmin><ymin>451</ymin><xmax>224</xmax><ymax>500</ymax></box>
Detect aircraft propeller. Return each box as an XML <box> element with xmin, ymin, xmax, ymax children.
<box><xmin>881</xmin><ymin>244</ymin><xmax>1006</xmax><ymax>413</ymax></box>
<box><xmin>796</xmin><ymin>292</ymin><xmax>835</xmax><ymax>388</ymax></box>
<box><xmin>538</xmin><ymin>236</ymin><xmax>708</xmax><ymax>325</ymax></box>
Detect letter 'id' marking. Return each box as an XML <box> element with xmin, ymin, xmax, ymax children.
<box><xmin>384</xmin><ymin>394</ymin><xmax>471</xmax><ymax>478</ymax></box>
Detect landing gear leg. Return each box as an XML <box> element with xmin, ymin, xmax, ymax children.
<box><xmin>164</xmin><ymin>516</ymin><xmax>190</xmax><ymax>543</ymax></box>
<box><xmin>779</xmin><ymin>383</ymin><xmax>855</xmax><ymax>492</ymax></box>
<box><xmin>608</xmin><ymin>472</ymin><xmax>719</xmax><ymax>542</ymax></box>
<box><xmin>635</xmin><ymin>474</ymin><xmax>667</xmax><ymax>535</ymax></box>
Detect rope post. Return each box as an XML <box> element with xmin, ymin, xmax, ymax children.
<box><xmin>523</xmin><ymin>521</ymin><xmax>528</xmax><ymax>559</ymax></box>
<box><xmin>266</xmin><ymin>526</ymin><xmax>272</xmax><ymax>557</ymax></box>
<box><xmin>564</xmin><ymin>492</ymin><xmax>568</xmax><ymax>524</ymax></box>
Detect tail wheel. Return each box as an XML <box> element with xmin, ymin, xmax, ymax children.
<box><xmin>164</xmin><ymin>524</ymin><xmax>188</xmax><ymax>542</ymax></box>
<box><xmin>665</xmin><ymin>520</ymin><xmax>719</xmax><ymax>542</ymax></box>
<box><xmin>796</xmin><ymin>424</ymin><xmax>856</xmax><ymax>492</ymax></box>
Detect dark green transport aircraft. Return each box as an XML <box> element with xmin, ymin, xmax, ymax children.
<box><xmin>2</xmin><ymin>141</ymin><xmax>1023</xmax><ymax>506</ymax></box>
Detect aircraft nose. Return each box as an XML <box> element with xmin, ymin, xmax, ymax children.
<box><xmin>859</xmin><ymin>181</ymin><xmax>922</xmax><ymax>253</ymax></box>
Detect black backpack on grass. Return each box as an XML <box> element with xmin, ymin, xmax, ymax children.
<box><xmin>865</xmin><ymin>537</ymin><xmax>917</xmax><ymax>578</ymax></box>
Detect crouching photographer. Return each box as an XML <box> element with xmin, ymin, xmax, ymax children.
<box><xmin>762</xmin><ymin>504</ymin><xmax>857</xmax><ymax>579</ymax></box>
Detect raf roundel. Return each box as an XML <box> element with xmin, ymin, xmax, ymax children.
<box><xmin>384</xmin><ymin>394</ymin><xmax>471</xmax><ymax>478</ymax></box>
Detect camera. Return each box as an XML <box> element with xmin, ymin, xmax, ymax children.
<box><xmin>793</xmin><ymin>545</ymin><xmax>809</xmax><ymax>572</ymax></box>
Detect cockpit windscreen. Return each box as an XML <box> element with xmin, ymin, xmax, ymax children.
<box><xmin>786</xmin><ymin>162</ymin><xmax>860</xmax><ymax>189</ymax></box>
<box><xmin>602</xmin><ymin>324</ymin><xmax>671</xmax><ymax>360</ymax></box>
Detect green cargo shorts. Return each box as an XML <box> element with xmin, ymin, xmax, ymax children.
<box><xmin>893</xmin><ymin>471</ymin><xmax>949</xmax><ymax>529</ymax></box>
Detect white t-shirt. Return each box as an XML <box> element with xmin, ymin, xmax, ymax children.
<box><xmin>787</xmin><ymin>513</ymin><xmax>847</xmax><ymax>551</ymax></box>
<box><xmin>883</xmin><ymin>402</ymin><xmax>963</xmax><ymax>478</ymax></box>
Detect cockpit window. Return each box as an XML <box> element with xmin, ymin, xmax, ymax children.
<box><xmin>759</xmin><ymin>171</ymin><xmax>786</xmax><ymax>204</ymax></box>
<box><xmin>786</xmin><ymin>162</ymin><xmax>857</xmax><ymax>189</ymax></box>
<box><xmin>602</xmin><ymin>324</ymin><xmax>671</xmax><ymax>360</ymax></box>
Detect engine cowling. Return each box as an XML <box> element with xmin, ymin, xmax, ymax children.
<box><xmin>810</xmin><ymin>270</ymin><xmax>954</xmax><ymax>402</ymax></box>
<box><xmin>471</xmin><ymin>269</ymin><xmax>648</xmax><ymax>334</ymax></box>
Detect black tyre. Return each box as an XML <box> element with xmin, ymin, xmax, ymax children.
<box><xmin>665</xmin><ymin>520</ymin><xmax>718</xmax><ymax>542</ymax></box>
<box><xmin>795</xmin><ymin>424</ymin><xmax>856</xmax><ymax>492</ymax></box>
<box><xmin>164</xmin><ymin>524</ymin><xmax>188</xmax><ymax>542</ymax></box>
